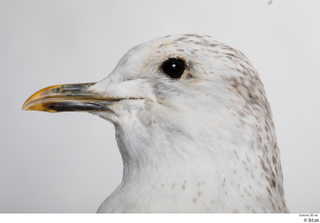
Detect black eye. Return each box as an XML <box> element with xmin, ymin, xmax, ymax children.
<box><xmin>161</xmin><ymin>58</ymin><xmax>185</xmax><ymax>78</ymax></box>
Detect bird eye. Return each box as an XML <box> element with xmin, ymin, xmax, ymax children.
<box><xmin>161</xmin><ymin>58</ymin><xmax>185</xmax><ymax>78</ymax></box>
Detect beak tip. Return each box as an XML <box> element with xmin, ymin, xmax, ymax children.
<box><xmin>22</xmin><ymin>102</ymin><xmax>28</xmax><ymax>111</ymax></box>
<box><xmin>22</xmin><ymin>98</ymin><xmax>33</xmax><ymax>111</ymax></box>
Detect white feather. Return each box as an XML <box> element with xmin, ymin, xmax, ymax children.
<box><xmin>88</xmin><ymin>34</ymin><xmax>288</xmax><ymax>213</ymax></box>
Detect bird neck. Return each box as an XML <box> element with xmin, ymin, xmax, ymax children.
<box><xmin>114</xmin><ymin>117</ymin><xmax>260</xmax><ymax>187</ymax></box>
<box><xmin>107</xmin><ymin>109</ymin><xmax>288</xmax><ymax>212</ymax></box>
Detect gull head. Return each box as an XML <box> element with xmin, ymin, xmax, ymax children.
<box><xmin>23</xmin><ymin>34</ymin><xmax>288</xmax><ymax>213</ymax></box>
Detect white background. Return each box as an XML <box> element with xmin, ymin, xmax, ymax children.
<box><xmin>1</xmin><ymin>0</ymin><xmax>319</xmax><ymax>213</ymax></box>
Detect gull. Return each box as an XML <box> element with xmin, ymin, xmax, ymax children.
<box><xmin>22</xmin><ymin>34</ymin><xmax>289</xmax><ymax>213</ymax></box>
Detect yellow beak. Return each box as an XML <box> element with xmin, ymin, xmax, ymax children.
<box><xmin>22</xmin><ymin>83</ymin><xmax>118</xmax><ymax>113</ymax></box>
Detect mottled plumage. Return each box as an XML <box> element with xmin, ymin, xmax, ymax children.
<box><xmin>23</xmin><ymin>34</ymin><xmax>289</xmax><ymax>213</ymax></box>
